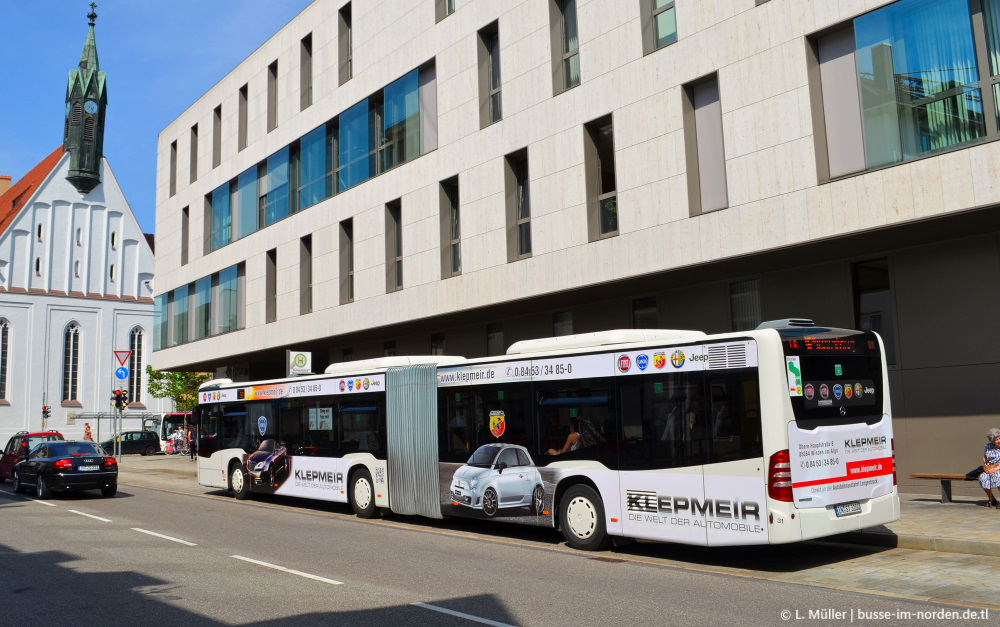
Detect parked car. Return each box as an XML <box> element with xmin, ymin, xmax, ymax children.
<box><xmin>0</xmin><ymin>431</ymin><xmax>65</xmax><ymax>483</ymax></box>
<box><xmin>12</xmin><ymin>440</ymin><xmax>118</xmax><ymax>499</ymax></box>
<box><xmin>99</xmin><ymin>430</ymin><xmax>161</xmax><ymax>456</ymax></box>
<box><xmin>246</xmin><ymin>439</ymin><xmax>288</xmax><ymax>487</ymax></box>
<box><xmin>451</xmin><ymin>443</ymin><xmax>544</xmax><ymax>517</ymax></box>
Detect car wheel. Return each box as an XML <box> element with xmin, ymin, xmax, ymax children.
<box><xmin>142</xmin><ymin>445</ymin><xmax>156</xmax><ymax>456</ymax></box>
<box><xmin>13</xmin><ymin>470</ymin><xmax>23</xmax><ymax>494</ymax></box>
<box><xmin>533</xmin><ymin>484</ymin><xmax>545</xmax><ymax>515</ymax></box>
<box><xmin>101</xmin><ymin>484</ymin><xmax>117</xmax><ymax>497</ymax></box>
<box><xmin>36</xmin><ymin>475</ymin><xmax>52</xmax><ymax>500</ymax></box>
<box><xmin>350</xmin><ymin>468</ymin><xmax>379</xmax><ymax>519</ymax></box>
<box><xmin>230</xmin><ymin>462</ymin><xmax>251</xmax><ymax>500</ymax></box>
<box><xmin>482</xmin><ymin>487</ymin><xmax>498</xmax><ymax>517</ymax></box>
<box><xmin>559</xmin><ymin>484</ymin><xmax>610</xmax><ymax>551</ymax></box>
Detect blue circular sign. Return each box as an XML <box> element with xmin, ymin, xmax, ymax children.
<box><xmin>258</xmin><ymin>415</ymin><xmax>267</xmax><ymax>436</ymax></box>
<box><xmin>115</xmin><ymin>367</ymin><xmax>128</xmax><ymax>380</ymax></box>
<box><xmin>636</xmin><ymin>354</ymin><xmax>649</xmax><ymax>371</ymax></box>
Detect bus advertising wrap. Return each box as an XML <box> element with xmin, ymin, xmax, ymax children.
<box><xmin>787</xmin><ymin>419</ymin><xmax>894</xmax><ymax>508</ymax></box>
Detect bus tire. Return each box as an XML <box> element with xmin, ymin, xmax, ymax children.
<box><xmin>230</xmin><ymin>462</ymin><xmax>251</xmax><ymax>500</ymax></box>
<box><xmin>559</xmin><ymin>484</ymin><xmax>610</xmax><ymax>551</ymax></box>
<box><xmin>350</xmin><ymin>469</ymin><xmax>378</xmax><ymax>519</ymax></box>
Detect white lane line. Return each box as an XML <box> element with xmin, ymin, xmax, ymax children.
<box><xmin>68</xmin><ymin>510</ymin><xmax>111</xmax><ymax>522</ymax></box>
<box><xmin>132</xmin><ymin>528</ymin><xmax>197</xmax><ymax>546</ymax></box>
<box><xmin>411</xmin><ymin>602</ymin><xmax>517</xmax><ymax>627</ymax></box>
<box><xmin>27</xmin><ymin>498</ymin><xmax>57</xmax><ymax>507</ymax></box>
<box><xmin>231</xmin><ymin>555</ymin><xmax>343</xmax><ymax>585</ymax></box>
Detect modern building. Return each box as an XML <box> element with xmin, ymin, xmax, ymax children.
<box><xmin>154</xmin><ymin>0</ymin><xmax>1000</xmax><ymax>495</ymax></box>
<box><xmin>0</xmin><ymin>9</ymin><xmax>170</xmax><ymax>443</ymax></box>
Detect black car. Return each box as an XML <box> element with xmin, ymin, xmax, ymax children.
<box><xmin>99</xmin><ymin>430</ymin><xmax>161</xmax><ymax>456</ymax></box>
<box><xmin>13</xmin><ymin>440</ymin><xmax>118</xmax><ymax>499</ymax></box>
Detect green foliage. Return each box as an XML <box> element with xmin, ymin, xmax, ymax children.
<box><xmin>145</xmin><ymin>366</ymin><xmax>212</xmax><ymax>411</ymax></box>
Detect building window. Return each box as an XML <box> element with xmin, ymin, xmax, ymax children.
<box><xmin>111</xmin><ymin>231</ymin><xmax>116</xmax><ymax>250</ymax></box>
<box><xmin>301</xmin><ymin>33</ymin><xmax>313</xmax><ymax>111</ymax></box>
<box><xmin>169</xmin><ymin>140</ymin><xmax>177</xmax><ymax>197</ymax></box>
<box><xmin>128</xmin><ymin>328</ymin><xmax>144</xmax><ymax>404</ymax></box>
<box><xmin>550</xmin><ymin>0</ymin><xmax>580</xmax><ymax>94</ymax></box>
<box><xmin>190</xmin><ymin>123</ymin><xmax>198</xmax><ymax>184</ymax></box>
<box><xmin>76</xmin><ymin>228</ymin><xmax>82</xmax><ymax>245</ymax></box>
<box><xmin>853</xmin><ymin>258</ymin><xmax>897</xmax><ymax>365</ymax></box>
<box><xmin>632</xmin><ymin>298</ymin><xmax>658</xmax><ymax>329</ymax></box>
<box><xmin>194</xmin><ymin>276</ymin><xmax>211</xmax><ymax>340</ymax></box>
<box><xmin>383</xmin><ymin>341</ymin><xmax>397</xmax><ymax>357</ymax></box>
<box><xmin>266</xmin><ymin>248</ymin><xmax>277</xmax><ymax>324</ymax></box>
<box><xmin>172</xmin><ymin>285</ymin><xmax>189</xmax><ymax>345</ymax></box>
<box><xmin>35</xmin><ymin>258</ymin><xmax>40</xmax><ymax>276</ymax></box>
<box><xmin>584</xmin><ymin>115</ymin><xmax>619</xmax><ymax>240</ymax></box>
<box><xmin>729</xmin><ymin>279</ymin><xmax>761</xmax><ymax>332</ymax></box>
<box><xmin>154</xmin><ymin>295</ymin><xmax>168</xmax><ymax>351</ymax></box>
<box><xmin>504</xmin><ymin>149</ymin><xmax>531</xmax><ymax>261</ymax></box>
<box><xmin>300</xmin><ymin>123</ymin><xmax>334</xmax><ymax>208</ymax></box>
<box><xmin>486</xmin><ymin>323</ymin><xmax>504</xmax><ymax>356</ymax></box>
<box><xmin>236</xmin><ymin>165</ymin><xmax>258</xmax><ymax>240</ymax></box>
<box><xmin>267</xmin><ymin>60</ymin><xmax>278</xmax><ymax>132</ymax></box>
<box><xmin>62</xmin><ymin>323</ymin><xmax>80</xmax><ymax>402</ymax></box>
<box><xmin>218</xmin><ymin>263</ymin><xmax>243</xmax><ymax>335</ymax></box>
<box><xmin>440</xmin><ymin>177</ymin><xmax>461</xmax><ymax>278</ymax></box>
<box><xmin>37</xmin><ymin>224</ymin><xmax>43</xmax><ymax>242</ymax></box>
<box><xmin>213</xmin><ymin>105</ymin><xmax>222</xmax><ymax>168</ymax></box>
<box><xmin>74</xmin><ymin>260</ymin><xmax>80</xmax><ymax>278</ymax></box>
<box><xmin>386</xmin><ymin>200</ymin><xmax>403</xmax><ymax>292</ymax></box>
<box><xmin>553</xmin><ymin>311</ymin><xmax>573</xmax><ymax>336</ymax></box>
<box><xmin>340</xmin><ymin>218</ymin><xmax>354</xmax><ymax>304</ymax></box>
<box><xmin>683</xmin><ymin>73</ymin><xmax>728</xmax><ymax>214</ymax></box>
<box><xmin>436</xmin><ymin>0</ymin><xmax>456</xmax><ymax>22</ymax></box>
<box><xmin>811</xmin><ymin>0</ymin><xmax>996</xmax><ymax>181</ymax></box>
<box><xmin>339</xmin><ymin>3</ymin><xmax>353</xmax><ymax>86</ymax></box>
<box><xmin>261</xmin><ymin>147</ymin><xmax>291</xmax><ymax>226</ymax></box>
<box><xmin>478</xmin><ymin>21</ymin><xmax>502</xmax><ymax>128</ymax></box>
<box><xmin>238</xmin><ymin>83</ymin><xmax>248</xmax><ymax>151</ymax></box>
<box><xmin>109</xmin><ymin>264</ymin><xmax>115</xmax><ymax>283</ymax></box>
<box><xmin>641</xmin><ymin>1</ymin><xmax>677</xmax><ymax>54</ymax></box>
<box><xmin>209</xmin><ymin>183</ymin><xmax>232</xmax><ymax>252</ymax></box>
<box><xmin>431</xmin><ymin>333</ymin><xmax>446</xmax><ymax>355</ymax></box>
<box><xmin>181</xmin><ymin>206</ymin><xmax>189</xmax><ymax>266</ymax></box>
<box><xmin>300</xmin><ymin>235</ymin><xmax>312</xmax><ymax>314</ymax></box>
<box><xmin>0</xmin><ymin>319</ymin><xmax>9</xmax><ymax>401</ymax></box>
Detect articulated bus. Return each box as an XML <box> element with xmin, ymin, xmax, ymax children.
<box><xmin>194</xmin><ymin>320</ymin><xmax>898</xmax><ymax>550</ymax></box>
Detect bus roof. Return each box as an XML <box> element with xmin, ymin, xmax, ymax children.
<box><xmin>506</xmin><ymin>329</ymin><xmax>706</xmax><ymax>355</ymax></box>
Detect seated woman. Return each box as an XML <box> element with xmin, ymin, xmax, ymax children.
<box><xmin>547</xmin><ymin>417</ymin><xmax>582</xmax><ymax>457</ymax></box>
<box><xmin>981</xmin><ymin>427</ymin><xmax>1000</xmax><ymax>508</ymax></box>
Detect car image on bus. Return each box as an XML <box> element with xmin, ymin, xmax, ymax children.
<box><xmin>194</xmin><ymin>320</ymin><xmax>898</xmax><ymax>550</ymax></box>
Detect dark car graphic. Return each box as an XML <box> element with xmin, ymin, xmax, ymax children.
<box><xmin>245</xmin><ymin>439</ymin><xmax>288</xmax><ymax>487</ymax></box>
<box><xmin>451</xmin><ymin>443</ymin><xmax>544</xmax><ymax>517</ymax></box>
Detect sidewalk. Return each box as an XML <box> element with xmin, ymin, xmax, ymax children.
<box><xmin>116</xmin><ymin>454</ymin><xmax>1000</xmax><ymax>556</ymax></box>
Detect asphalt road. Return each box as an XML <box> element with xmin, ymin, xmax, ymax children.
<box><xmin>0</xmin><ymin>481</ymin><xmax>996</xmax><ymax>626</ymax></box>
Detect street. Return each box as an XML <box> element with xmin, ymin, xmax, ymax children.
<box><xmin>1</xmin><ymin>467</ymin><xmax>997</xmax><ymax>626</ymax></box>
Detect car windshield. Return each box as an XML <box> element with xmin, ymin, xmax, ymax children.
<box><xmin>467</xmin><ymin>445</ymin><xmax>503</xmax><ymax>467</ymax></box>
<box><xmin>47</xmin><ymin>442</ymin><xmax>105</xmax><ymax>457</ymax></box>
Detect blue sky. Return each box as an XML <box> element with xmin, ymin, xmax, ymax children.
<box><xmin>0</xmin><ymin>0</ymin><xmax>312</xmax><ymax>234</ymax></box>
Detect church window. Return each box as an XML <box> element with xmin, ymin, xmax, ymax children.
<box><xmin>128</xmin><ymin>328</ymin><xmax>144</xmax><ymax>404</ymax></box>
<box><xmin>111</xmin><ymin>231</ymin><xmax>116</xmax><ymax>249</ymax></box>
<box><xmin>63</xmin><ymin>323</ymin><xmax>80</xmax><ymax>402</ymax></box>
<box><xmin>76</xmin><ymin>228</ymin><xmax>82</xmax><ymax>245</ymax></box>
<box><xmin>0</xmin><ymin>319</ymin><xmax>9</xmax><ymax>401</ymax></box>
<box><xmin>71</xmin><ymin>102</ymin><xmax>82</xmax><ymax>125</ymax></box>
<box><xmin>74</xmin><ymin>261</ymin><xmax>80</xmax><ymax>278</ymax></box>
<box><xmin>109</xmin><ymin>264</ymin><xmax>115</xmax><ymax>282</ymax></box>
<box><xmin>35</xmin><ymin>258</ymin><xmax>41</xmax><ymax>276</ymax></box>
<box><xmin>37</xmin><ymin>224</ymin><xmax>43</xmax><ymax>242</ymax></box>
<box><xmin>84</xmin><ymin>117</ymin><xmax>95</xmax><ymax>141</ymax></box>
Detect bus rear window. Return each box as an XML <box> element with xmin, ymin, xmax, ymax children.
<box><xmin>780</xmin><ymin>328</ymin><xmax>884</xmax><ymax>425</ymax></box>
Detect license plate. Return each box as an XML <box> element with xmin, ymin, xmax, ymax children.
<box><xmin>78</xmin><ymin>465</ymin><xmax>100</xmax><ymax>471</ymax></box>
<box><xmin>834</xmin><ymin>501</ymin><xmax>861</xmax><ymax>517</ymax></box>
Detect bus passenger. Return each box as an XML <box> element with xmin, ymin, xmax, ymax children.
<box><xmin>547</xmin><ymin>417</ymin><xmax>581</xmax><ymax>456</ymax></box>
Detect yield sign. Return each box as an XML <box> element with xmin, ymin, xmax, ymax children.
<box><xmin>114</xmin><ymin>351</ymin><xmax>132</xmax><ymax>366</ymax></box>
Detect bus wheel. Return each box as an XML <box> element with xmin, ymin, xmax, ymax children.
<box><xmin>482</xmin><ymin>487</ymin><xmax>498</xmax><ymax>517</ymax></box>
<box><xmin>559</xmin><ymin>484</ymin><xmax>610</xmax><ymax>551</ymax></box>
<box><xmin>350</xmin><ymin>469</ymin><xmax>378</xmax><ymax>518</ymax></box>
<box><xmin>230</xmin><ymin>463</ymin><xmax>251</xmax><ymax>500</ymax></box>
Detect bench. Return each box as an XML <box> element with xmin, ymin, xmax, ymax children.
<box><xmin>909</xmin><ymin>473</ymin><xmax>974</xmax><ymax>503</ymax></box>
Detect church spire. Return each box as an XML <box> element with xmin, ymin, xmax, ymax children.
<box><xmin>64</xmin><ymin>2</ymin><xmax>108</xmax><ymax>195</ymax></box>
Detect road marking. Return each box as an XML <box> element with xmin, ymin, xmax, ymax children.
<box><xmin>231</xmin><ymin>555</ymin><xmax>343</xmax><ymax>585</ymax></box>
<box><xmin>69</xmin><ymin>510</ymin><xmax>111</xmax><ymax>522</ymax></box>
<box><xmin>411</xmin><ymin>602</ymin><xmax>516</xmax><ymax>627</ymax></box>
<box><xmin>132</xmin><ymin>528</ymin><xmax>197</xmax><ymax>546</ymax></box>
<box><xmin>27</xmin><ymin>498</ymin><xmax>57</xmax><ymax>507</ymax></box>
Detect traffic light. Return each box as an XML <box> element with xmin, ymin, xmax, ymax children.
<box><xmin>41</xmin><ymin>405</ymin><xmax>50</xmax><ymax>421</ymax></box>
<box><xmin>121</xmin><ymin>389</ymin><xmax>129</xmax><ymax>407</ymax></box>
<box><xmin>112</xmin><ymin>389</ymin><xmax>123</xmax><ymax>410</ymax></box>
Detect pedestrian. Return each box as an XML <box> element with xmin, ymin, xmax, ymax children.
<box><xmin>980</xmin><ymin>427</ymin><xmax>1000</xmax><ymax>508</ymax></box>
<box><xmin>188</xmin><ymin>425</ymin><xmax>198</xmax><ymax>461</ymax></box>
<box><xmin>83</xmin><ymin>423</ymin><xmax>93</xmax><ymax>441</ymax></box>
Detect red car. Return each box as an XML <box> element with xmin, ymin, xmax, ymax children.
<box><xmin>1</xmin><ymin>431</ymin><xmax>65</xmax><ymax>483</ymax></box>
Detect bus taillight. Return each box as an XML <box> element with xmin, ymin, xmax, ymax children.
<box><xmin>891</xmin><ymin>438</ymin><xmax>896</xmax><ymax>486</ymax></box>
<box><xmin>768</xmin><ymin>450</ymin><xmax>793</xmax><ymax>502</ymax></box>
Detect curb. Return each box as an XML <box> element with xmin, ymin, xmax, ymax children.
<box><xmin>829</xmin><ymin>530</ymin><xmax>1000</xmax><ymax>557</ymax></box>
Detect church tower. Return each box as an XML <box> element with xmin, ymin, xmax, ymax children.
<box><xmin>64</xmin><ymin>3</ymin><xmax>107</xmax><ymax>195</ymax></box>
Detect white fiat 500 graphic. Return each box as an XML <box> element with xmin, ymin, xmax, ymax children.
<box><xmin>451</xmin><ymin>444</ymin><xmax>544</xmax><ymax>517</ymax></box>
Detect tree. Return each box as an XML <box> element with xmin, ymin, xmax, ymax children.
<box><xmin>145</xmin><ymin>366</ymin><xmax>212</xmax><ymax>411</ymax></box>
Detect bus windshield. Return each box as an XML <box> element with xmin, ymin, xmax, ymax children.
<box><xmin>780</xmin><ymin>328</ymin><xmax>884</xmax><ymax>425</ymax></box>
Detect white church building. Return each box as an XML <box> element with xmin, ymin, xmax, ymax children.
<box><xmin>0</xmin><ymin>11</ymin><xmax>169</xmax><ymax>443</ymax></box>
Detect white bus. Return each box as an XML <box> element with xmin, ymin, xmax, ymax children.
<box><xmin>194</xmin><ymin>320</ymin><xmax>898</xmax><ymax>550</ymax></box>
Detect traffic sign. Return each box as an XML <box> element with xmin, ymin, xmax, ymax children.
<box><xmin>115</xmin><ymin>367</ymin><xmax>128</xmax><ymax>380</ymax></box>
<box><xmin>114</xmin><ymin>350</ymin><xmax>131</xmax><ymax>366</ymax></box>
